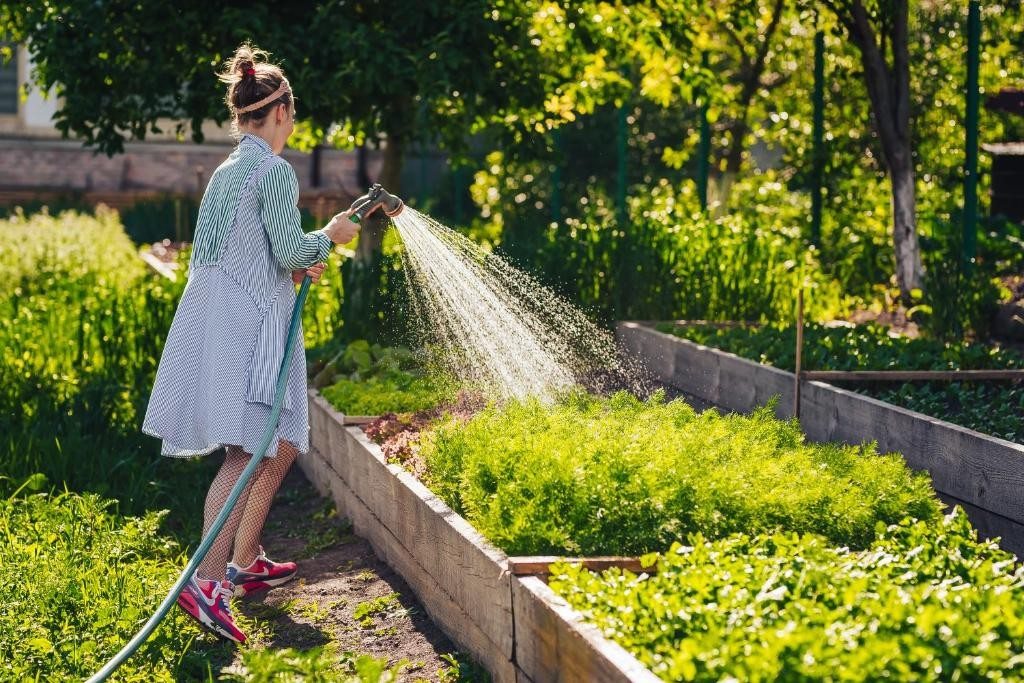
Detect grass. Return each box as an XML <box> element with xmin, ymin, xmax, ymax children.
<box><xmin>0</xmin><ymin>490</ymin><xmax>232</xmax><ymax>681</ymax></box>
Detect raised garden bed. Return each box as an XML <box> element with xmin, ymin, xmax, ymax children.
<box><xmin>617</xmin><ymin>321</ymin><xmax>1024</xmax><ymax>556</ymax></box>
<box><xmin>297</xmin><ymin>381</ymin><xmax>1002</xmax><ymax>681</ymax></box>
<box><xmin>300</xmin><ymin>390</ymin><xmax>653</xmax><ymax>682</ymax></box>
<box><xmin>659</xmin><ymin>321</ymin><xmax>1024</xmax><ymax>443</ymax></box>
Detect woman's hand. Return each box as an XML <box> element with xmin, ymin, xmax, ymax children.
<box><xmin>323</xmin><ymin>209</ymin><xmax>360</xmax><ymax>245</ymax></box>
<box><xmin>292</xmin><ymin>262</ymin><xmax>326</xmax><ymax>284</ymax></box>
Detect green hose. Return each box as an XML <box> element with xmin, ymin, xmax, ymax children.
<box><xmin>87</xmin><ymin>274</ymin><xmax>314</xmax><ymax>683</ymax></box>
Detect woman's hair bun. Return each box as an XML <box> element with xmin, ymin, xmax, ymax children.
<box><xmin>217</xmin><ymin>41</ymin><xmax>291</xmax><ymax>133</ymax></box>
<box><xmin>219</xmin><ymin>43</ymin><xmax>266</xmax><ymax>84</ymax></box>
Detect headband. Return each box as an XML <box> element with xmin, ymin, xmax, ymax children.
<box><xmin>235</xmin><ymin>80</ymin><xmax>291</xmax><ymax>114</ymax></box>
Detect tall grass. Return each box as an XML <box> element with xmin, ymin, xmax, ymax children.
<box><xmin>484</xmin><ymin>178</ymin><xmax>848</xmax><ymax>325</ymax></box>
<box><xmin>0</xmin><ymin>208</ymin><xmax>215</xmax><ymax>530</ymax></box>
<box><xmin>0</xmin><ymin>206</ymin><xmax>350</xmax><ymax>525</ymax></box>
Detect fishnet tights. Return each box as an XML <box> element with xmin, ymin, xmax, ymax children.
<box><xmin>196</xmin><ymin>440</ymin><xmax>299</xmax><ymax>581</ymax></box>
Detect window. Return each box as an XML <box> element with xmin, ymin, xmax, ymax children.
<box><xmin>0</xmin><ymin>46</ymin><xmax>17</xmax><ymax>114</ymax></box>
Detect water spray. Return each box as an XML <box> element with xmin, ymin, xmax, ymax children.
<box><xmin>87</xmin><ymin>184</ymin><xmax>404</xmax><ymax>682</ymax></box>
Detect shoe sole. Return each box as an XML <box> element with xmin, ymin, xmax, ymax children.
<box><xmin>177</xmin><ymin>592</ymin><xmax>246</xmax><ymax>644</ymax></box>
<box><xmin>233</xmin><ymin>571</ymin><xmax>296</xmax><ymax>597</ymax></box>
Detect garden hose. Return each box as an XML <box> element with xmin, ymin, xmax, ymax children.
<box><xmin>86</xmin><ymin>274</ymin><xmax>314</xmax><ymax>683</ymax></box>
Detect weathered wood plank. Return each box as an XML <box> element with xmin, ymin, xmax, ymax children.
<box><xmin>617</xmin><ymin>321</ymin><xmax>673</xmax><ymax>379</ymax></box>
<box><xmin>801</xmin><ymin>380</ymin><xmax>1024</xmax><ymax>526</ymax></box>
<box><xmin>672</xmin><ymin>339</ymin><xmax>720</xmax><ymax>406</ymax></box>
<box><xmin>341</xmin><ymin>427</ymin><xmax>514</xmax><ymax>659</ymax></box>
<box><xmin>804</xmin><ymin>369</ymin><xmax>1024</xmax><ymax>382</ymax></box>
<box><xmin>301</xmin><ymin>447</ymin><xmax>516</xmax><ymax>682</ymax></box>
<box><xmin>508</xmin><ymin>556</ymin><xmax>650</xmax><ymax>576</ymax></box>
<box><xmin>512</xmin><ymin>576</ymin><xmax>661</xmax><ymax>683</ymax></box>
<box><xmin>617</xmin><ymin>322</ymin><xmax>1024</xmax><ymax>535</ymax></box>
<box><xmin>343</xmin><ymin>415</ymin><xmax>379</xmax><ymax>425</ymax></box>
<box><xmin>716</xmin><ymin>350</ymin><xmax>759</xmax><ymax>414</ymax></box>
<box><xmin>936</xmin><ymin>491</ymin><xmax>1024</xmax><ymax>557</ymax></box>
<box><xmin>309</xmin><ymin>390</ymin><xmax>352</xmax><ymax>478</ymax></box>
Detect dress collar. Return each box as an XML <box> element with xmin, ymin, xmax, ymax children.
<box><xmin>239</xmin><ymin>133</ymin><xmax>273</xmax><ymax>155</ymax></box>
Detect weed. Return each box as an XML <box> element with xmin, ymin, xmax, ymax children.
<box><xmin>352</xmin><ymin>593</ymin><xmax>400</xmax><ymax>622</ymax></box>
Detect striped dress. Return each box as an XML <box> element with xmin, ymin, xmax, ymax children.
<box><xmin>142</xmin><ymin>134</ymin><xmax>333</xmax><ymax>458</ymax></box>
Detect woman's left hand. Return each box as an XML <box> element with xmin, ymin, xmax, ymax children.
<box><xmin>292</xmin><ymin>262</ymin><xmax>326</xmax><ymax>284</ymax></box>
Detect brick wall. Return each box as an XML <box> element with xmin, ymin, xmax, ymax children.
<box><xmin>0</xmin><ymin>137</ymin><xmax>382</xmax><ymax>206</ymax></box>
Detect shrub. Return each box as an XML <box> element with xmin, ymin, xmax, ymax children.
<box><xmin>320</xmin><ymin>341</ymin><xmax>452</xmax><ymax>415</ymax></box>
<box><xmin>550</xmin><ymin>510</ymin><xmax>1024</xmax><ymax>682</ymax></box>
<box><xmin>419</xmin><ymin>391</ymin><xmax>941</xmax><ymax>555</ymax></box>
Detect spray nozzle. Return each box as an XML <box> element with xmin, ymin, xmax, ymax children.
<box><xmin>348</xmin><ymin>183</ymin><xmax>404</xmax><ymax>222</ymax></box>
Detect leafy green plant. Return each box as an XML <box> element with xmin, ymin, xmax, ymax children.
<box><xmin>319</xmin><ymin>340</ymin><xmax>452</xmax><ymax>416</ymax></box>
<box><xmin>0</xmin><ymin>491</ymin><xmax>215</xmax><ymax>681</ymax></box>
<box><xmin>550</xmin><ymin>510</ymin><xmax>1024</xmax><ymax>682</ymax></box>
<box><xmin>419</xmin><ymin>390</ymin><xmax>940</xmax><ymax>555</ymax></box>
<box><xmin>227</xmin><ymin>646</ymin><xmax>404</xmax><ymax>682</ymax></box>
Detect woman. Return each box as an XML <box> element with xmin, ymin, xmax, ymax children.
<box><xmin>142</xmin><ymin>43</ymin><xmax>361</xmax><ymax>643</ymax></box>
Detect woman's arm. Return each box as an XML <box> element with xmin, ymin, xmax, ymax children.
<box><xmin>257</xmin><ymin>160</ymin><xmax>333</xmax><ymax>271</ymax></box>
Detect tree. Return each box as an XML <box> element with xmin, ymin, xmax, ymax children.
<box><xmin>821</xmin><ymin>0</ymin><xmax>922</xmax><ymax>303</ymax></box>
<box><xmin>705</xmin><ymin>0</ymin><xmax>791</xmax><ymax>209</ymax></box>
<box><xmin>0</xmin><ymin>1</ymin><xmax>572</xmax><ymax>338</ymax></box>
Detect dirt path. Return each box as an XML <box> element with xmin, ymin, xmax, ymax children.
<box><xmin>211</xmin><ymin>468</ymin><xmax>485</xmax><ymax>681</ymax></box>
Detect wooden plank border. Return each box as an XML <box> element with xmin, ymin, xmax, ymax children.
<box><xmin>511</xmin><ymin>575</ymin><xmax>661</xmax><ymax>683</ymax></box>
<box><xmin>617</xmin><ymin>321</ymin><xmax>1024</xmax><ymax>550</ymax></box>
<box><xmin>303</xmin><ymin>389</ymin><xmax>662</xmax><ymax>682</ymax></box>
<box><xmin>508</xmin><ymin>556</ymin><xmax>651</xmax><ymax>576</ymax></box>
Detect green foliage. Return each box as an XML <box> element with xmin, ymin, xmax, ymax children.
<box><xmin>419</xmin><ymin>391</ymin><xmax>940</xmax><ymax>555</ymax></box>
<box><xmin>320</xmin><ymin>340</ymin><xmax>450</xmax><ymax>416</ymax></box>
<box><xmin>473</xmin><ymin>172</ymin><xmax>848</xmax><ymax>324</ymax></box>
<box><xmin>0</xmin><ymin>491</ymin><xmax>219</xmax><ymax>681</ymax></box>
<box><xmin>227</xmin><ymin>647</ymin><xmax>403</xmax><ymax>683</ymax></box>
<box><xmin>663</xmin><ymin>322</ymin><xmax>1024</xmax><ymax>441</ymax></box>
<box><xmin>0</xmin><ymin>209</ymin><xmax>217</xmax><ymax>525</ymax></box>
<box><xmin>438</xmin><ymin>652</ymin><xmax>492</xmax><ymax>683</ymax></box>
<box><xmin>665</xmin><ymin>321</ymin><xmax>1024</xmax><ymax>373</ymax></box>
<box><xmin>550</xmin><ymin>510</ymin><xmax>1024</xmax><ymax>682</ymax></box>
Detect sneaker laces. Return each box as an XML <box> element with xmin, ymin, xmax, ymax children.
<box><xmin>214</xmin><ymin>581</ymin><xmax>235</xmax><ymax>613</ymax></box>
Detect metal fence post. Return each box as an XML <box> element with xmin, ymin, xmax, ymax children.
<box><xmin>810</xmin><ymin>27</ymin><xmax>825</xmax><ymax>248</ymax></box>
<box><xmin>963</xmin><ymin>0</ymin><xmax>981</xmax><ymax>275</ymax></box>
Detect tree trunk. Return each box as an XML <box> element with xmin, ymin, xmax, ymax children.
<box><xmin>837</xmin><ymin>0</ymin><xmax>923</xmax><ymax>303</ymax></box>
<box><xmin>891</xmin><ymin>153</ymin><xmax>922</xmax><ymax>299</ymax></box>
<box><xmin>341</xmin><ymin>136</ymin><xmax>405</xmax><ymax>342</ymax></box>
<box><xmin>716</xmin><ymin>0</ymin><xmax>785</xmax><ymax>212</ymax></box>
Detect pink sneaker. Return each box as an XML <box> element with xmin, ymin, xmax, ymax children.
<box><xmin>226</xmin><ymin>546</ymin><xmax>298</xmax><ymax>597</ymax></box>
<box><xmin>176</xmin><ymin>574</ymin><xmax>247</xmax><ymax>643</ymax></box>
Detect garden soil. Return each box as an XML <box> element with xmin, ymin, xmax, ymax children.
<box><xmin>218</xmin><ymin>467</ymin><xmax>467</xmax><ymax>680</ymax></box>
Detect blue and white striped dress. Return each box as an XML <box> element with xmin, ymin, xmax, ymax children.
<box><xmin>142</xmin><ymin>134</ymin><xmax>333</xmax><ymax>458</ymax></box>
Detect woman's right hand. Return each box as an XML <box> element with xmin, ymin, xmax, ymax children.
<box><xmin>323</xmin><ymin>209</ymin><xmax>360</xmax><ymax>245</ymax></box>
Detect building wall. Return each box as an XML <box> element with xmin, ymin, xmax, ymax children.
<box><xmin>0</xmin><ymin>45</ymin><xmax>383</xmax><ymax>209</ymax></box>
